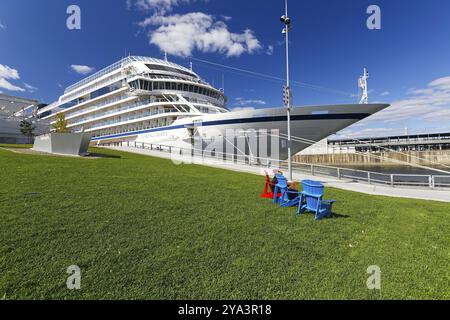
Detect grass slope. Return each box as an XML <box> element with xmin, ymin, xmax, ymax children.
<box><xmin>0</xmin><ymin>146</ymin><xmax>449</xmax><ymax>300</ymax></box>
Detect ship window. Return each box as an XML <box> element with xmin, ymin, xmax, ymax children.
<box><xmin>139</xmin><ymin>80</ymin><xmax>144</xmax><ymax>90</ymax></box>
<box><xmin>171</xmin><ymin>82</ymin><xmax>177</xmax><ymax>90</ymax></box>
<box><xmin>189</xmin><ymin>85</ymin><xmax>194</xmax><ymax>92</ymax></box>
<box><xmin>194</xmin><ymin>86</ymin><xmax>199</xmax><ymax>93</ymax></box>
<box><xmin>177</xmin><ymin>83</ymin><xmax>183</xmax><ymax>91</ymax></box>
<box><xmin>159</xmin><ymin>82</ymin><xmax>165</xmax><ymax>90</ymax></box>
<box><xmin>183</xmin><ymin>84</ymin><xmax>189</xmax><ymax>92</ymax></box>
<box><xmin>145</xmin><ymin>64</ymin><xmax>195</xmax><ymax>77</ymax></box>
<box><xmin>91</xmin><ymin>80</ymin><xmax>123</xmax><ymax>99</ymax></box>
<box><xmin>165</xmin><ymin>82</ymin><xmax>170</xmax><ymax>90</ymax></box>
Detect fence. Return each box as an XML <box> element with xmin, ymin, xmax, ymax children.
<box><xmin>100</xmin><ymin>141</ymin><xmax>450</xmax><ymax>190</ymax></box>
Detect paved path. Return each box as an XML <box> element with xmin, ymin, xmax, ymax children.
<box><xmin>105</xmin><ymin>146</ymin><xmax>450</xmax><ymax>203</ymax></box>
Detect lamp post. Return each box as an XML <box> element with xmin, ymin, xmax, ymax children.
<box><xmin>280</xmin><ymin>0</ymin><xmax>293</xmax><ymax>181</ymax></box>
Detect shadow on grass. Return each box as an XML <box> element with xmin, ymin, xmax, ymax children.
<box><xmin>331</xmin><ymin>212</ymin><xmax>351</xmax><ymax>219</ymax></box>
<box><xmin>296</xmin><ymin>212</ymin><xmax>350</xmax><ymax>220</ymax></box>
<box><xmin>88</xmin><ymin>153</ymin><xmax>122</xmax><ymax>159</ymax></box>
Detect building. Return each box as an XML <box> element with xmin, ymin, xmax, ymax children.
<box><xmin>0</xmin><ymin>94</ymin><xmax>48</xmax><ymax>144</ymax></box>
<box><xmin>328</xmin><ymin>132</ymin><xmax>450</xmax><ymax>153</ymax></box>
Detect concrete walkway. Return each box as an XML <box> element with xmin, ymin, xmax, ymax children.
<box><xmin>105</xmin><ymin>146</ymin><xmax>450</xmax><ymax>203</ymax></box>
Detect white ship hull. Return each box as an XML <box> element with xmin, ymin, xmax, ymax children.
<box><xmin>92</xmin><ymin>103</ymin><xmax>389</xmax><ymax>160</ymax></box>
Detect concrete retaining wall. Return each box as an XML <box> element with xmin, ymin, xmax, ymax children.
<box><xmin>33</xmin><ymin>133</ymin><xmax>91</xmax><ymax>156</ymax></box>
<box><xmin>293</xmin><ymin>151</ymin><xmax>450</xmax><ymax>166</ymax></box>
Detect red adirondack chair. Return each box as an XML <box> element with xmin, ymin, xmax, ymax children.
<box><xmin>260</xmin><ymin>174</ymin><xmax>280</xmax><ymax>199</ymax></box>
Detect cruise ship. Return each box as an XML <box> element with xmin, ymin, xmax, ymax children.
<box><xmin>37</xmin><ymin>56</ymin><xmax>389</xmax><ymax>160</ymax></box>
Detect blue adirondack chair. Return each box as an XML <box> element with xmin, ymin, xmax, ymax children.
<box><xmin>272</xmin><ymin>174</ymin><xmax>288</xmax><ymax>204</ymax></box>
<box><xmin>272</xmin><ymin>174</ymin><xmax>302</xmax><ymax>207</ymax></box>
<box><xmin>280</xmin><ymin>189</ymin><xmax>302</xmax><ymax>208</ymax></box>
<box><xmin>297</xmin><ymin>180</ymin><xmax>336</xmax><ymax>220</ymax></box>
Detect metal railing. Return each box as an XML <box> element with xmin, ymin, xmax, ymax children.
<box><xmin>100</xmin><ymin>141</ymin><xmax>450</xmax><ymax>190</ymax></box>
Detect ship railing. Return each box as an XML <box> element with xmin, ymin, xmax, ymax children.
<box><xmin>98</xmin><ymin>141</ymin><xmax>450</xmax><ymax>190</ymax></box>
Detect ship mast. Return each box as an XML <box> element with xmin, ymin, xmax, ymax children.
<box><xmin>359</xmin><ymin>68</ymin><xmax>369</xmax><ymax>104</ymax></box>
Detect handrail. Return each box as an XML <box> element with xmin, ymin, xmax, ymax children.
<box><xmin>99</xmin><ymin>141</ymin><xmax>450</xmax><ymax>190</ymax></box>
<box><xmin>65</xmin><ymin>56</ymin><xmax>196</xmax><ymax>94</ymax></box>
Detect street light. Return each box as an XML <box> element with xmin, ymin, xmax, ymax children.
<box><xmin>280</xmin><ymin>0</ymin><xmax>293</xmax><ymax>181</ymax></box>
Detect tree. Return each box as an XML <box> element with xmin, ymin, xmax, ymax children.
<box><xmin>19</xmin><ymin>120</ymin><xmax>36</xmax><ymax>144</ymax></box>
<box><xmin>53</xmin><ymin>113</ymin><xmax>70</xmax><ymax>133</ymax></box>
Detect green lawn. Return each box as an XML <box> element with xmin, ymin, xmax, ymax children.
<box><xmin>0</xmin><ymin>145</ymin><xmax>449</xmax><ymax>300</ymax></box>
<box><xmin>0</xmin><ymin>144</ymin><xmax>33</xmax><ymax>149</ymax></box>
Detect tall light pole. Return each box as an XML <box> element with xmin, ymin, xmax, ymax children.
<box><xmin>280</xmin><ymin>0</ymin><xmax>293</xmax><ymax>181</ymax></box>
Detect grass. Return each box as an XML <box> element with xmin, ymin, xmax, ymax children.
<box><xmin>0</xmin><ymin>144</ymin><xmax>33</xmax><ymax>149</ymax></box>
<box><xmin>0</xmin><ymin>145</ymin><xmax>449</xmax><ymax>300</ymax></box>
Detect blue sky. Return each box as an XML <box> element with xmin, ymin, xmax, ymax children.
<box><xmin>1</xmin><ymin>0</ymin><xmax>450</xmax><ymax>137</ymax></box>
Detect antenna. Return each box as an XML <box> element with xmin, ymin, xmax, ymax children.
<box><xmin>189</xmin><ymin>61</ymin><xmax>193</xmax><ymax>72</ymax></box>
<box><xmin>164</xmin><ymin>51</ymin><xmax>168</xmax><ymax>62</ymax></box>
<box><xmin>358</xmin><ymin>68</ymin><xmax>369</xmax><ymax>104</ymax></box>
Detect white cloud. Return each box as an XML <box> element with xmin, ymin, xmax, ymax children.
<box><xmin>129</xmin><ymin>0</ymin><xmax>191</xmax><ymax>14</ymax></box>
<box><xmin>24</xmin><ymin>83</ymin><xmax>38</xmax><ymax>93</ymax></box>
<box><xmin>266</xmin><ymin>45</ymin><xmax>274</xmax><ymax>55</ymax></box>
<box><xmin>70</xmin><ymin>64</ymin><xmax>95</xmax><ymax>75</ymax></box>
<box><xmin>139</xmin><ymin>12</ymin><xmax>262</xmax><ymax>57</ymax></box>
<box><xmin>409</xmin><ymin>88</ymin><xmax>433</xmax><ymax>95</ymax></box>
<box><xmin>369</xmin><ymin>76</ymin><xmax>450</xmax><ymax>123</ymax></box>
<box><xmin>0</xmin><ymin>64</ymin><xmax>25</xmax><ymax>92</ymax></box>
<box><xmin>234</xmin><ymin>97</ymin><xmax>266</xmax><ymax>107</ymax></box>
<box><xmin>130</xmin><ymin>0</ymin><xmax>263</xmax><ymax>58</ymax></box>
<box><xmin>338</xmin><ymin>127</ymin><xmax>404</xmax><ymax>139</ymax></box>
<box><xmin>429</xmin><ymin>76</ymin><xmax>450</xmax><ymax>90</ymax></box>
<box><xmin>0</xmin><ymin>78</ymin><xmax>25</xmax><ymax>92</ymax></box>
<box><xmin>380</xmin><ymin>91</ymin><xmax>390</xmax><ymax>96</ymax></box>
<box><xmin>0</xmin><ymin>22</ymin><xmax>6</xmax><ymax>30</ymax></box>
<box><xmin>0</xmin><ymin>64</ymin><xmax>20</xmax><ymax>80</ymax></box>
